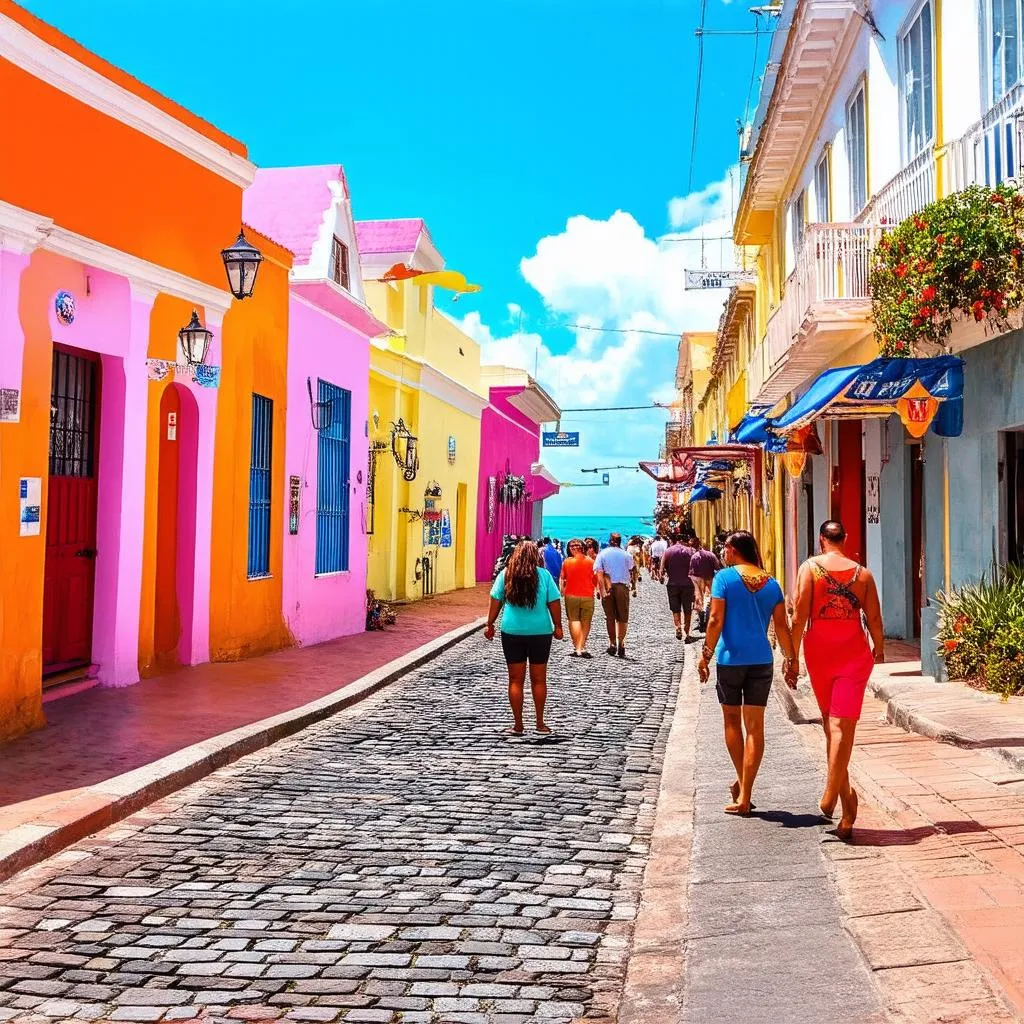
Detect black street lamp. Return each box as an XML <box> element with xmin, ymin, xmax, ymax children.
<box><xmin>221</xmin><ymin>229</ymin><xmax>263</xmax><ymax>300</ymax></box>
<box><xmin>179</xmin><ymin>309</ymin><xmax>213</xmax><ymax>367</ymax></box>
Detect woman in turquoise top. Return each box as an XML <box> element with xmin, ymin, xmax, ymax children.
<box><xmin>485</xmin><ymin>540</ymin><xmax>563</xmax><ymax>736</ymax></box>
<box><xmin>697</xmin><ymin>530</ymin><xmax>798</xmax><ymax>815</ymax></box>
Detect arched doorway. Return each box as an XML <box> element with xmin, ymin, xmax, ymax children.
<box><xmin>152</xmin><ymin>383</ymin><xmax>199</xmax><ymax>671</ymax></box>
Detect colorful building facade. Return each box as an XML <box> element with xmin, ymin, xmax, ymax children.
<box><xmin>244</xmin><ymin>166</ymin><xmax>386</xmax><ymax>646</ymax></box>
<box><xmin>476</xmin><ymin>367</ymin><xmax>561</xmax><ymax>582</ymax></box>
<box><xmin>0</xmin><ymin>0</ymin><xmax>255</xmax><ymax>738</ymax></box>
<box><xmin>358</xmin><ymin>220</ymin><xmax>486</xmax><ymax>601</ymax></box>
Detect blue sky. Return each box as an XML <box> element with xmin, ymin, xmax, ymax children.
<box><xmin>22</xmin><ymin>0</ymin><xmax>771</xmax><ymax>515</ymax></box>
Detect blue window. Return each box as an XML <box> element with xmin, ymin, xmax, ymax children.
<box><xmin>248</xmin><ymin>393</ymin><xmax>273</xmax><ymax>579</ymax></box>
<box><xmin>316</xmin><ymin>380</ymin><xmax>352</xmax><ymax>574</ymax></box>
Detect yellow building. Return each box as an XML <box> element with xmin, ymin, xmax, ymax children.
<box><xmin>357</xmin><ymin>219</ymin><xmax>485</xmax><ymax>601</ymax></box>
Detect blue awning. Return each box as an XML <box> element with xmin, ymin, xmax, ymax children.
<box><xmin>689</xmin><ymin>484</ymin><xmax>722</xmax><ymax>503</ymax></box>
<box><xmin>770</xmin><ymin>356</ymin><xmax>964</xmax><ymax>434</ymax></box>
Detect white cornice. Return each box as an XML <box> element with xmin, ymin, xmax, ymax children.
<box><xmin>0</xmin><ymin>198</ymin><xmax>233</xmax><ymax>314</ymax></box>
<box><xmin>371</xmin><ymin>356</ymin><xmax>487</xmax><ymax>419</ymax></box>
<box><xmin>0</xmin><ymin>12</ymin><xmax>256</xmax><ymax>188</ymax></box>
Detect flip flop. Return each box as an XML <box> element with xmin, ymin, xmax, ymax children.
<box><xmin>568</xmin><ymin>650</ymin><xmax>578</xmax><ymax>658</ymax></box>
<box><xmin>580</xmin><ymin>651</ymin><xmax>593</xmax><ymax>659</ymax></box>
<box><xmin>504</xmin><ymin>727</ymin><xmax>525</xmax><ymax>736</ymax></box>
<box><xmin>536</xmin><ymin>727</ymin><xmax>554</xmax><ymax>737</ymax></box>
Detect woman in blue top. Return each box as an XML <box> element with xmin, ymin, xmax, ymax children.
<box><xmin>485</xmin><ymin>540</ymin><xmax>563</xmax><ymax>736</ymax></box>
<box><xmin>697</xmin><ymin>530</ymin><xmax>798</xmax><ymax>815</ymax></box>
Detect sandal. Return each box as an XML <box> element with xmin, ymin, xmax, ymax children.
<box><xmin>580</xmin><ymin>651</ymin><xmax>593</xmax><ymax>659</ymax></box>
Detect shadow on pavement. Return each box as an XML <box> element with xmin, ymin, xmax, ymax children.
<box><xmin>751</xmin><ymin>809</ymin><xmax>826</xmax><ymax>829</ymax></box>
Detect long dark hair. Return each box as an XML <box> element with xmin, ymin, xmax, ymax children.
<box><xmin>584</xmin><ymin>536</ymin><xmax>599</xmax><ymax>556</ymax></box>
<box><xmin>505</xmin><ymin>540</ymin><xmax>541</xmax><ymax>608</ymax></box>
<box><xmin>566</xmin><ymin>537</ymin><xmax>586</xmax><ymax>558</ymax></box>
<box><xmin>725</xmin><ymin>530</ymin><xmax>763</xmax><ymax>569</ymax></box>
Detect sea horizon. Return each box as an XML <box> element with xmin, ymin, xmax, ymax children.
<box><xmin>541</xmin><ymin>513</ymin><xmax>655</xmax><ymax>543</ymax></box>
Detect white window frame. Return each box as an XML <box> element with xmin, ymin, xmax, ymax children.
<box><xmin>788</xmin><ymin>189</ymin><xmax>806</xmax><ymax>275</ymax></box>
<box><xmin>984</xmin><ymin>0</ymin><xmax>1024</xmax><ymax>106</ymax></box>
<box><xmin>898</xmin><ymin>0</ymin><xmax>936</xmax><ymax>163</ymax></box>
<box><xmin>846</xmin><ymin>83</ymin><xmax>868</xmax><ymax>216</ymax></box>
<box><xmin>814</xmin><ymin>152</ymin><xmax>831</xmax><ymax>222</ymax></box>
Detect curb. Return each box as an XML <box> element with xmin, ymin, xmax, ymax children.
<box><xmin>0</xmin><ymin>617</ymin><xmax>485</xmax><ymax>883</ymax></box>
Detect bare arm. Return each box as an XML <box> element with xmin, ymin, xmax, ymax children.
<box><xmin>698</xmin><ymin>596</ymin><xmax>726</xmax><ymax>683</ymax></box>
<box><xmin>484</xmin><ymin>597</ymin><xmax>503</xmax><ymax>640</ymax></box>
<box><xmin>772</xmin><ymin>602</ymin><xmax>798</xmax><ymax>687</ymax></box>
<box><xmin>598</xmin><ymin>572</ymin><xmax>612</xmax><ymax>599</ymax></box>
<box><xmin>789</xmin><ymin>562</ymin><xmax>814</xmax><ymax>669</ymax></box>
<box><xmin>861</xmin><ymin>569</ymin><xmax>885</xmax><ymax>663</ymax></box>
<box><xmin>548</xmin><ymin>599</ymin><xmax>564</xmax><ymax>640</ymax></box>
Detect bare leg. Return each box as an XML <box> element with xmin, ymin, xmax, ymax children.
<box><xmin>727</xmin><ymin>705</ymin><xmax>765</xmax><ymax>812</ymax></box>
<box><xmin>721</xmin><ymin>706</ymin><xmax>745</xmax><ymax>796</ymax></box>
<box><xmin>604</xmin><ymin>603</ymin><xmax>616</xmax><ymax>646</ymax></box>
<box><xmin>529</xmin><ymin>662</ymin><xmax>549</xmax><ymax>732</ymax></box>
<box><xmin>684</xmin><ymin>605</ymin><xmax>693</xmax><ymax>636</ymax></box>
<box><xmin>818</xmin><ymin>713</ymin><xmax>836</xmax><ymax>817</ymax></box>
<box><xmin>823</xmin><ymin>717</ymin><xmax>857</xmax><ymax>826</ymax></box>
<box><xmin>672</xmin><ymin>611</ymin><xmax>682</xmax><ymax>637</ymax></box>
<box><xmin>568</xmin><ymin>619</ymin><xmax>583</xmax><ymax>653</ymax></box>
<box><xmin>581</xmin><ymin>615</ymin><xmax>593</xmax><ymax>650</ymax></box>
<box><xmin>507</xmin><ymin>663</ymin><xmax>527</xmax><ymax>733</ymax></box>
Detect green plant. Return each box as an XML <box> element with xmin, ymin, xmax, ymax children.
<box><xmin>869</xmin><ymin>184</ymin><xmax>1024</xmax><ymax>357</ymax></box>
<box><xmin>934</xmin><ymin>563</ymin><xmax>1024</xmax><ymax>698</ymax></box>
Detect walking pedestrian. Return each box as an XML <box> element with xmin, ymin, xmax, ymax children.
<box><xmin>584</xmin><ymin>537</ymin><xmax>600</xmax><ymax>559</ymax></box>
<box><xmin>698</xmin><ymin>530</ymin><xmax>798</xmax><ymax>815</ymax></box>
<box><xmin>662</xmin><ymin>534</ymin><xmax>695</xmax><ymax>641</ymax></box>
<box><xmin>649</xmin><ymin>533</ymin><xmax>668</xmax><ymax>583</ymax></box>
<box><xmin>689</xmin><ymin>535</ymin><xmax>721</xmax><ymax>633</ymax></box>
<box><xmin>539</xmin><ymin>537</ymin><xmax>563</xmax><ymax>580</ymax></box>
<box><xmin>789</xmin><ymin>520</ymin><xmax>885</xmax><ymax>841</ymax></box>
<box><xmin>559</xmin><ymin>538</ymin><xmax>597</xmax><ymax>658</ymax></box>
<box><xmin>484</xmin><ymin>540</ymin><xmax>563</xmax><ymax>736</ymax></box>
<box><xmin>594</xmin><ymin>532</ymin><xmax>634</xmax><ymax>658</ymax></box>
<box><xmin>627</xmin><ymin>536</ymin><xmax>644</xmax><ymax>596</ymax></box>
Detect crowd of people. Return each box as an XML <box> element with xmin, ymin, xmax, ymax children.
<box><xmin>483</xmin><ymin>520</ymin><xmax>886</xmax><ymax>843</ymax></box>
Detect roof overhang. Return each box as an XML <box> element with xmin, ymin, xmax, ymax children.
<box><xmin>735</xmin><ymin>0</ymin><xmax>864</xmax><ymax>245</ymax></box>
<box><xmin>291</xmin><ymin>279</ymin><xmax>389</xmax><ymax>338</ymax></box>
<box><xmin>530</xmin><ymin>462</ymin><xmax>561</xmax><ymax>501</ymax></box>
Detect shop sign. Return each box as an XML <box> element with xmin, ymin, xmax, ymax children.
<box><xmin>146</xmin><ymin>359</ymin><xmax>221</xmax><ymax>388</ymax></box>
<box><xmin>440</xmin><ymin>509</ymin><xmax>453</xmax><ymax>548</ymax></box>
<box><xmin>543</xmin><ymin>431</ymin><xmax>580</xmax><ymax>448</ymax></box>
<box><xmin>684</xmin><ymin>269</ymin><xmax>755</xmax><ymax>290</ymax></box>
<box><xmin>448</xmin><ymin>435</ymin><xmax>457</xmax><ymax>464</ymax></box>
<box><xmin>866</xmin><ymin>474</ymin><xmax>880</xmax><ymax>525</ymax></box>
<box><xmin>0</xmin><ymin>388</ymin><xmax>20</xmax><ymax>423</ymax></box>
<box><xmin>19</xmin><ymin>477</ymin><xmax>40</xmax><ymax>537</ymax></box>
<box><xmin>166</xmin><ymin>411</ymin><xmax>177</xmax><ymax>441</ymax></box>
<box><xmin>289</xmin><ymin>475</ymin><xmax>301</xmax><ymax>535</ymax></box>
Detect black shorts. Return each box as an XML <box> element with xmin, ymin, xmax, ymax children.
<box><xmin>716</xmin><ymin>663</ymin><xmax>774</xmax><ymax>707</ymax></box>
<box><xmin>501</xmin><ymin>632</ymin><xmax>553</xmax><ymax>666</ymax></box>
<box><xmin>666</xmin><ymin>583</ymin><xmax>695</xmax><ymax>615</ymax></box>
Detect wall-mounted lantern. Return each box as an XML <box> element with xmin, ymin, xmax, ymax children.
<box><xmin>391</xmin><ymin>419</ymin><xmax>419</xmax><ymax>482</ymax></box>
<box><xmin>221</xmin><ymin>229</ymin><xmax>264</xmax><ymax>300</ymax></box>
<box><xmin>424</xmin><ymin>480</ymin><xmax>442</xmax><ymax>499</ymax></box>
<box><xmin>178</xmin><ymin>309</ymin><xmax>213</xmax><ymax>367</ymax></box>
<box><xmin>307</xmin><ymin>378</ymin><xmax>334</xmax><ymax>431</ymax></box>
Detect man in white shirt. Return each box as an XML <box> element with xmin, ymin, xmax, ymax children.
<box><xmin>594</xmin><ymin>532</ymin><xmax>635</xmax><ymax>658</ymax></box>
<box><xmin>649</xmin><ymin>534</ymin><xmax>669</xmax><ymax>583</ymax></box>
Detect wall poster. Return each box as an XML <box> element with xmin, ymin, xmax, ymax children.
<box><xmin>19</xmin><ymin>477</ymin><xmax>41</xmax><ymax>536</ymax></box>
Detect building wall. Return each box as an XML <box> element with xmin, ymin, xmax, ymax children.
<box><xmin>209</xmin><ymin>230</ymin><xmax>293</xmax><ymax>660</ymax></box>
<box><xmin>281</xmin><ymin>295</ymin><xmax>370</xmax><ymax>646</ymax></box>
<box><xmin>476</xmin><ymin>387</ymin><xmax>542</xmax><ymax>582</ymax></box>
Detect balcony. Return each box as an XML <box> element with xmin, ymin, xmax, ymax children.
<box><xmin>945</xmin><ymin>83</ymin><xmax>1024</xmax><ymax>194</ymax></box>
<box><xmin>748</xmin><ymin>224</ymin><xmax>877</xmax><ymax>407</ymax></box>
<box><xmin>858</xmin><ymin>148</ymin><xmax>936</xmax><ymax>227</ymax></box>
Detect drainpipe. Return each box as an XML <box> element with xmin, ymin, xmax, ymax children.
<box><xmin>943</xmin><ymin>438</ymin><xmax>951</xmax><ymax>593</ymax></box>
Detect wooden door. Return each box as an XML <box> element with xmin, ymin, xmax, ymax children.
<box><xmin>42</xmin><ymin>349</ymin><xmax>100</xmax><ymax>672</ymax></box>
<box><xmin>909</xmin><ymin>442</ymin><xmax>923</xmax><ymax>638</ymax></box>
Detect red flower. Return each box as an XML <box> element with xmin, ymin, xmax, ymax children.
<box><xmin>973</xmin><ymin>300</ymin><xmax>986</xmax><ymax>321</ymax></box>
<box><xmin>896</xmin><ymin>340</ymin><xmax>909</xmax><ymax>352</ymax></box>
<box><xmin>912</xmin><ymin>316</ymin><xmax>923</xmax><ymax>326</ymax></box>
<box><xmin>992</xmin><ymin>193</ymin><xmax>1006</xmax><ymax>204</ymax></box>
<box><xmin>895</xmin><ymin>263</ymin><xmax>908</xmax><ymax>278</ymax></box>
<box><xmin>919</xmin><ymin>306</ymin><xmax>933</xmax><ymax>318</ymax></box>
<box><xmin>943</xmin><ymin>639</ymin><xmax>960</xmax><ymax>651</ymax></box>
<box><xmin>953</xmin><ymin>615</ymin><xmax>968</xmax><ymax>634</ymax></box>
<box><xmin>936</xmin><ymin>234</ymin><xmax>946</xmax><ymax>245</ymax></box>
<box><xmin>914</xmin><ymin>217</ymin><xmax>927</xmax><ymax>230</ymax></box>
<box><xmin>920</xmin><ymin>285</ymin><xmax>937</xmax><ymax>302</ymax></box>
<box><xmin>972</xmin><ymin>260</ymin><xmax>984</xmax><ymax>271</ymax></box>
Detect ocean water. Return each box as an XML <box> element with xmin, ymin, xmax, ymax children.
<box><xmin>541</xmin><ymin>514</ymin><xmax>655</xmax><ymax>545</ymax></box>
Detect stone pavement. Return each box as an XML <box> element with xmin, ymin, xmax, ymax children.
<box><xmin>0</xmin><ymin>586</ymin><xmax>681</xmax><ymax>1024</ymax></box>
<box><xmin>0</xmin><ymin>585</ymin><xmax>490</xmax><ymax>862</ymax></box>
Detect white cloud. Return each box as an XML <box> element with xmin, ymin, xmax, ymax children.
<box><xmin>457</xmin><ymin>175</ymin><xmax>740</xmax><ymax>514</ymax></box>
<box><xmin>667</xmin><ymin>166</ymin><xmax>738</xmax><ymax>231</ymax></box>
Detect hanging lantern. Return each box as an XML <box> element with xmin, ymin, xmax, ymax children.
<box><xmin>390</xmin><ymin>419</ymin><xmax>419</xmax><ymax>481</ymax></box>
<box><xmin>178</xmin><ymin>309</ymin><xmax>213</xmax><ymax>367</ymax></box>
<box><xmin>221</xmin><ymin>230</ymin><xmax>264</xmax><ymax>300</ymax></box>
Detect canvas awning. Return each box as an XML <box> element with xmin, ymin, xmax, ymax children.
<box><xmin>530</xmin><ymin>462</ymin><xmax>560</xmax><ymax>502</ymax></box>
<box><xmin>766</xmin><ymin>356</ymin><xmax>965</xmax><ymax>439</ymax></box>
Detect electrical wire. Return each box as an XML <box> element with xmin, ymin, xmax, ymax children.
<box><xmin>744</xmin><ymin>14</ymin><xmax>764</xmax><ymax>126</ymax></box>
<box><xmin>687</xmin><ymin>0</ymin><xmax>709</xmax><ymax>193</ymax></box>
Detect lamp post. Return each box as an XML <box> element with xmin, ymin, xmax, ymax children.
<box><xmin>221</xmin><ymin>230</ymin><xmax>264</xmax><ymax>300</ymax></box>
<box><xmin>178</xmin><ymin>309</ymin><xmax>213</xmax><ymax>367</ymax></box>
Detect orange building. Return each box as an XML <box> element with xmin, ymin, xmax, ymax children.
<box><xmin>0</xmin><ymin>1</ymin><xmax>290</xmax><ymax>740</ymax></box>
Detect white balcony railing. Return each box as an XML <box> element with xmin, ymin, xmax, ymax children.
<box><xmin>858</xmin><ymin>148</ymin><xmax>936</xmax><ymax>227</ymax></box>
<box><xmin>945</xmin><ymin>83</ymin><xmax>1024</xmax><ymax>194</ymax></box>
<box><xmin>749</xmin><ymin>223</ymin><xmax>877</xmax><ymax>403</ymax></box>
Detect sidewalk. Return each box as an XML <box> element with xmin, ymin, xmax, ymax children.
<box><xmin>0</xmin><ymin>585</ymin><xmax>489</xmax><ymax>878</ymax></box>
<box><xmin>781</xmin><ymin>642</ymin><xmax>1024</xmax><ymax>771</ymax></box>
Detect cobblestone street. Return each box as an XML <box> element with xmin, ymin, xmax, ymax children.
<box><xmin>2</xmin><ymin>583</ymin><xmax>1023</xmax><ymax>1023</ymax></box>
<box><xmin>0</xmin><ymin>585</ymin><xmax>680</xmax><ymax>1024</ymax></box>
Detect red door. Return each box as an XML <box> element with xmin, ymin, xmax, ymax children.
<box><xmin>42</xmin><ymin>349</ymin><xmax>100</xmax><ymax>673</ymax></box>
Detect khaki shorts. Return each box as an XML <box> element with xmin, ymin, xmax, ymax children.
<box><xmin>602</xmin><ymin>583</ymin><xmax>631</xmax><ymax>624</ymax></box>
<box><xmin>564</xmin><ymin>595</ymin><xmax>595</xmax><ymax>626</ymax></box>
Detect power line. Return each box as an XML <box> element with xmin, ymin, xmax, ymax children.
<box><xmin>744</xmin><ymin>15</ymin><xmax>764</xmax><ymax>125</ymax></box>
<box><xmin>558</xmin><ymin>323</ymin><xmax>682</xmax><ymax>339</ymax></box>
<box><xmin>559</xmin><ymin>403</ymin><xmax>666</xmax><ymax>413</ymax></box>
<box><xmin>687</xmin><ymin>0</ymin><xmax>709</xmax><ymax>193</ymax></box>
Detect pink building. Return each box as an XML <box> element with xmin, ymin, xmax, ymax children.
<box><xmin>476</xmin><ymin>367</ymin><xmax>561</xmax><ymax>582</ymax></box>
<box><xmin>244</xmin><ymin>166</ymin><xmax>386</xmax><ymax>645</ymax></box>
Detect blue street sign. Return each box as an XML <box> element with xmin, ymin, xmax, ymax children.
<box><xmin>602</xmin><ymin>473</ymin><xmax>610</xmax><ymax>485</ymax></box>
<box><xmin>543</xmin><ymin>431</ymin><xmax>580</xmax><ymax>448</ymax></box>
